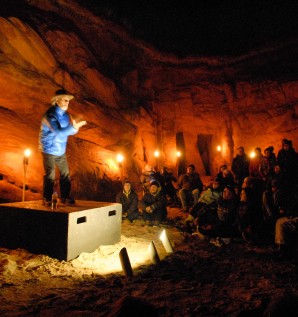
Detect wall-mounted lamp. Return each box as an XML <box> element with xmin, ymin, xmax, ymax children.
<box><xmin>250</xmin><ymin>151</ymin><xmax>256</xmax><ymax>158</ymax></box>
<box><xmin>22</xmin><ymin>149</ymin><xmax>31</xmax><ymax>202</ymax></box>
<box><xmin>154</xmin><ymin>150</ymin><xmax>160</xmax><ymax>171</ymax></box>
<box><xmin>116</xmin><ymin>153</ymin><xmax>124</xmax><ymax>179</ymax></box>
<box><xmin>217</xmin><ymin>145</ymin><xmax>221</xmax><ymax>152</ymax></box>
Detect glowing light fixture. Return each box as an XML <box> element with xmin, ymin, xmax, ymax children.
<box><xmin>148</xmin><ymin>241</ymin><xmax>160</xmax><ymax>265</ymax></box>
<box><xmin>154</xmin><ymin>150</ymin><xmax>160</xmax><ymax>158</ymax></box>
<box><xmin>217</xmin><ymin>145</ymin><xmax>221</xmax><ymax>152</ymax></box>
<box><xmin>176</xmin><ymin>151</ymin><xmax>181</xmax><ymax>157</ymax></box>
<box><xmin>22</xmin><ymin>149</ymin><xmax>31</xmax><ymax>202</ymax></box>
<box><xmin>116</xmin><ymin>154</ymin><xmax>124</xmax><ymax>179</ymax></box>
<box><xmin>250</xmin><ymin>151</ymin><xmax>256</xmax><ymax>158</ymax></box>
<box><xmin>116</xmin><ymin>153</ymin><xmax>124</xmax><ymax>163</ymax></box>
<box><xmin>159</xmin><ymin>229</ymin><xmax>174</xmax><ymax>253</ymax></box>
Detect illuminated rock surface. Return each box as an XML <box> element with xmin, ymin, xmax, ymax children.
<box><xmin>0</xmin><ymin>0</ymin><xmax>297</xmax><ymax>201</ymax></box>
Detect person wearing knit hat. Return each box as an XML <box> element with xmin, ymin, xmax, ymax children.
<box><xmin>116</xmin><ymin>180</ymin><xmax>139</xmax><ymax>222</ymax></box>
<box><xmin>140</xmin><ymin>179</ymin><xmax>167</xmax><ymax>226</ymax></box>
<box><xmin>39</xmin><ymin>88</ymin><xmax>87</xmax><ymax>206</ymax></box>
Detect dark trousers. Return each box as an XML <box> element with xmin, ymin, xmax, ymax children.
<box><xmin>42</xmin><ymin>153</ymin><xmax>71</xmax><ymax>200</ymax></box>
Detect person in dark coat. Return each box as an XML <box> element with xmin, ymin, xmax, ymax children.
<box><xmin>277</xmin><ymin>139</ymin><xmax>298</xmax><ymax>191</ymax></box>
<box><xmin>140</xmin><ymin>180</ymin><xmax>167</xmax><ymax>225</ymax></box>
<box><xmin>116</xmin><ymin>180</ymin><xmax>139</xmax><ymax>222</ymax></box>
<box><xmin>260</xmin><ymin>147</ymin><xmax>277</xmax><ymax>184</ymax></box>
<box><xmin>161</xmin><ymin>167</ymin><xmax>179</xmax><ymax>207</ymax></box>
<box><xmin>262</xmin><ymin>179</ymin><xmax>287</xmax><ymax>240</ymax></box>
<box><xmin>236</xmin><ymin>187</ymin><xmax>259</xmax><ymax>244</ymax></box>
<box><xmin>231</xmin><ymin>146</ymin><xmax>250</xmax><ymax>187</ymax></box>
<box><xmin>177</xmin><ymin>164</ymin><xmax>204</xmax><ymax>212</ymax></box>
<box><xmin>215</xmin><ymin>164</ymin><xmax>227</xmax><ymax>186</ymax></box>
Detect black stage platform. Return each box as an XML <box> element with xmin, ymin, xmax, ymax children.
<box><xmin>0</xmin><ymin>200</ymin><xmax>122</xmax><ymax>261</ymax></box>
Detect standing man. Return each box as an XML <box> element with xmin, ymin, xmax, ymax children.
<box><xmin>231</xmin><ymin>146</ymin><xmax>250</xmax><ymax>187</ymax></box>
<box><xmin>39</xmin><ymin>89</ymin><xmax>87</xmax><ymax>205</ymax></box>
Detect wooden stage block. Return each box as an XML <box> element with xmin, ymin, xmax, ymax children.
<box><xmin>0</xmin><ymin>200</ymin><xmax>122</xmax><ymax>261</ymax></box>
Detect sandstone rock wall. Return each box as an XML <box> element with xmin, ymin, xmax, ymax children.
<box><xmin>0</xmin><ymin>0</ymin><xmax>297</xmax><ymax>201</ymax></box>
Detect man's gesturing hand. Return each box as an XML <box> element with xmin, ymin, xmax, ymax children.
<box><xmin>73</xmin><ymin>119</ymin><xmax>87</xmax><ymax>130</ymax></box>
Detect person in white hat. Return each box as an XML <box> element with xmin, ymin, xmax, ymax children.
<box><xmin>39</xmin><ymin>88</ymin><xmax>87</xmax><ymax>205</ymax></box>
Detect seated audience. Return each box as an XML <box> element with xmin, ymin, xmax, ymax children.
<box><xmin>177</xmin><ymin>164</ymin><xmax>204</xmax><ymax>212</ymax></box>
<box><xmin>215</xmin><ymin>185</ymin><xmax>239</xmax><ymax>238</ymax></box>
<box><xmin>161</xmin><ymin>167</ymin><xmax>179</xmax><ymax>207</ymax></box>
<box><xmin>220</xmin><ymin>169</ymin><xmax>236</xmax><ymax>190</ymax></box>
<box><xmin>275</xmin><ymin>216</ymin><xmax>298</xmax><ymax>260</ymax></box>
<box><xmin>236</xmin><ymin>187</ymin><xmax>259</xmax><ymax>244</ymax></box>
<box><xmin>140</xmin><ymin>164</ymin><xmax>157</xmax><ymax>195</ymax></box>
<box><xmin>216</xmin><ymin>164</ymin><xmax>227</xmax><ymax>185</ymax></box>
<box><xmin>262</xmin><ymin>179</ymin><xmax>287</xmax><ymax>240</ymax></box>
<box><xmin>116</xmin><ymin>180</ymin><xmax>139</xmax><ymax>222</ymax></box>
<box><xmin>193</xmin><ymin>185</ymin><xmax>237</xmax><ymax>239</ymax></box>
<box><xmin>267</xmin><ymin>165</ymin><xmax>286</xmax><ymax>190</ymax></box>
<box><xmin>140</xmin><ymin>180</ymin><xmax>167</xmax><ymax>225</ymax></box>
<box><xmin>274</xmin><ymin>177</ymin><xmax>298</xmax><ymax>259</ymax></box>
<box><xmin>189</xmin><ymin>179</ymin><xmax>222</xmax><ymax>220</ymax></box>
<box><xmin>241</xmin><ymin>176</ymin><xmax>254</xmax><ymax>190</ymax></box>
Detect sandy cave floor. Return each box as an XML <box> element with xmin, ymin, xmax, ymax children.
<box><xmin>0</xmin><ymin>206</ymin><xmax>297</xmax><ymax>317</ymax></box>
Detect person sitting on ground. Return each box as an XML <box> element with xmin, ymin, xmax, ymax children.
<box><xmin>262</xmin><ymin>179</ymin><xmax>287</xmax><ymax>241</ymax></box>
<box><xmin>220</xmin><ymin>169</ymin><xmax>236</xmax><ymax>190</ymax></box>
<box><xmin>236</xmin><ymin>187</ymin><xmax>259</xmax><ymax>244</ymax></box>
<box><xmin>188</xmin><ymin>179</ymin><xmax>222</xmax><ymax>220</ymax></box>
<box><xmin>216</xmin><ymin>164</ymin><xmax>227</xmax><ymax>185</ymax></box>
<box><xmin>193</xmin><ymin>185</ymin><xmax>237</xmax><ymax>239</ymax></box>
<box><xmin>267</xmin><ymin>165</ymin><xmax>286</xmax><ymax>190</ymax></box>
<box><xmin>215</xmin><ymin>185</ymin><xmax>239</xmax><ymax>238</ymax></box>
<box><xmin>274</xmin><ymin>189</ymin><xmax>298</xmax><ymax>260</ymax></box>
<box><xmin>275</xmin><ymin>216</ymin><xmax>298</xmax><ymax>261</ymax></box>
<box><xmin>140</xmin><ymin>180</ymin><xmax>167</xmax><ymax>225</ymax></box>
<box><xmin>140</xmin><ymin>164</ymin><xmax>157</xmax><ymax>195</ymax></box>
<box><xmin>231</xmin><ymin>146</ymin><xmax>250</xmax><ymax>186</ymax></box>
<box><xmin>161</xmin><ymin>167</ymin><xmax>179</xmax><ymax>207</ymax></box>
<box><xmin>116</xmin><ymin>180</ymin><xmax>139</xmax><ymax>223</ymax></box>
<box><xmin>241</xmin><ymin>176</ymin><xmax>254</xmax><ymax>190</ymax></box>
<box><xmin>177</xmin><ymin>164</ymin><xmax>204</xmax><ymax>212</ymax></box>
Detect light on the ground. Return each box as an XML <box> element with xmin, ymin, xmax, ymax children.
<box><xmin>148</xmin><ymin>241</ymin><xmax>160</xmax><ymax>264</ymax></box>
<box><xmin>159</xmin><ymin>229</ymin><xmax>174</xmax><ymax>253</ymax></box>
<box><xmin>119</xmin><ymin>247</ymin><xmax>134</xmax><ymax>277</ymax></box>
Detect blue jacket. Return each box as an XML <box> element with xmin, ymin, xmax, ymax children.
<box><xmin>39</xmin><ymin>105</ymin><xmax>77</xmax><ymax>156</ymax></box>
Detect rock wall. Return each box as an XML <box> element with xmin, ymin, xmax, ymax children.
<box><xmin>0</xmin><ymin>0</ymin><xmax>297</xmax><ymax>201</ymax></box>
